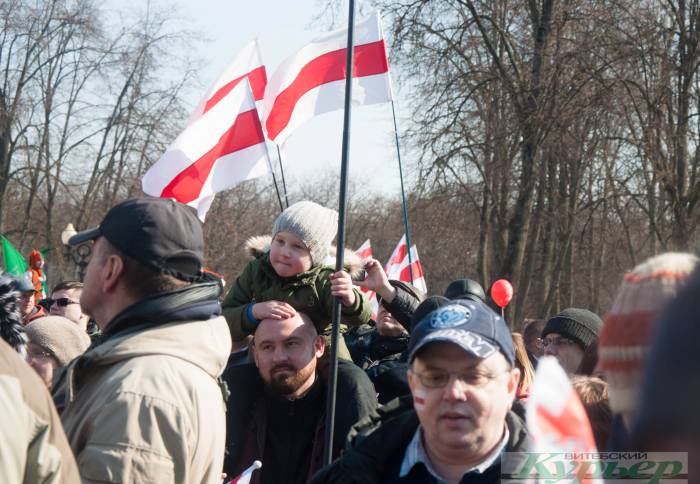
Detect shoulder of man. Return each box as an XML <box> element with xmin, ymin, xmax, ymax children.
<box><xmin>310</xmin><ymin>396</ymin><xmax>418</xmax><ymax>484</ymax></box>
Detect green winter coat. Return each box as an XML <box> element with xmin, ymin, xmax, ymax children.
<box><xmin>222</xmin><ymin>238</ymin><xmax>372</xmax><ymax>360</ymax></box>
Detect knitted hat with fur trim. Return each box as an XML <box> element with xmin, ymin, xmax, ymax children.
<box><xmin>271</xmin><ymin>201</ymin><xmax>338</xmax><ymax>266</ymax></box>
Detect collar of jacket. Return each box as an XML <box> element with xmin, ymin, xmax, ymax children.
<box><xmin>258</xmin><ymin>251</ymin><xmax>327</xmax><ymax>287</ymax></box>
<box><xmin>98</xmin><ymin>275</ymin><xmax>223</xmax><ymax>342</ymax></box>
<box><xmin>334</xmin><ymin>397</ymin><xmax>530</xmax><ymax>482</ymax></box>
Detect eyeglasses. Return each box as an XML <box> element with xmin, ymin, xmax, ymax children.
<box><xmin>48</xmin><ymin>297</ymin><xmax>79</xmax><ymax>308</ymax></box>
<box><xmin>410</xmin><ymin>368</ymin><xmax>504</xmax><ymax>389</ymax></box>
<box><xmin>539</xmin><ymin>337</ymin><xmax>576</xmax><ymax>348</ymax></box>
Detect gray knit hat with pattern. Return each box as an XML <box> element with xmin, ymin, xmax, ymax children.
<box><xmin>272</xmin><ymin>201</ymin><xmax>338</xmax><ymax>266</ymax></box>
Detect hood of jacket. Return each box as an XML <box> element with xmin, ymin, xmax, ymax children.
<box><xmin>244</xmin><ymin>235</ymin><xmax>366</xmax><ymax>278</ymax></box>
<box><xmin>75</xmin><ymin>279</ymin><xmax>231</xmax><ymax>380</ymax></box>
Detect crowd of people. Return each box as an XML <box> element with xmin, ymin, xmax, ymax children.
<box><xmin>0</xmin><ymin>197</ymin><xmax>697</xmax><ymax>483</ymax></box>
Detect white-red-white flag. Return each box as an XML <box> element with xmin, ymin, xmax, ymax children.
<box><xmin>355</xmin><ymin>239</ymin><xmax>378</xmax><ymax>318</ymax></box>
<box><xmin>143</xmin><ymin>42</ymin><xmax>270</xmax><ymax>220</ymax></box>
<box><xmin>385</xmin><ymin>235</ymin><xmax>428</xmax><ymax>293</ymax></box>
<box><xmin>525</xmin><ymin>357</ymin><xmax>602</xmax><ymax>483</ymax></box>
<box><xmin>189</xmin><ymin>39</ymin><xmax>267</xmax><ymax>123</ymax></box>
<box><xmin>262</xmin><ymin>12</ymin><xmax>392</xmax><ymax>144</ymax></box>
<box><xmin>227</xmin><ymin>460</ymin><xmax>262</xmax><ymax>484</ymax></box>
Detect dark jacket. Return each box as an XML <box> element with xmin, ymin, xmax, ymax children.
<box><xmin>311</xmin><ymin>397</ymin><xmax>530</xmax><ymax>484</ymax></box>
<box><xmin>346</xmin><ymin>325</ymin><xmax>410</xmax><ymax>404</ymax></box>
<box><xmin>223</xmin><ymin>360</ymin><xmax>378</xmax><ymax>483</ymax></box>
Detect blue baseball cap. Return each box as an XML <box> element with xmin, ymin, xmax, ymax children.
<box><xmin>407</xmin><ymin>299</ymin><xmax>515</xmax><ymax>365</ymax></box>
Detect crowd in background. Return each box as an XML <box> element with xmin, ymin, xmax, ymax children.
<box><xmin>0</xmin><ymin>198</ymin><xmax>698</xmax><ymax>484</ymax></box>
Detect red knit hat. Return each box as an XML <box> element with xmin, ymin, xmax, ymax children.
<box><xmin>599</xmin><ymin>252</ymin><xmax>698</xmax><ymax>416</ymax></box>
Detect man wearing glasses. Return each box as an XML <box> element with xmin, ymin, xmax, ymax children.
<box><xmin>540</xmin><ymin>308</ymin><xmax>603</xmax><ymax>375</ymax></box>
<box><xmin>312</xmin><ymin>300</ymin><xmax>530</xmax><ymax>484</ymax></box>
<box><xmin>48</xmin><ymin>281</ymin><xmax>89</xmax><ymax>331</ymax></box>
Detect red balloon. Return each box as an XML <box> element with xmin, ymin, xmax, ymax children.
<box><xmin>490</xmin><ymin>279</ymin><xmax>513</xmax><ymax>308</ymax></box>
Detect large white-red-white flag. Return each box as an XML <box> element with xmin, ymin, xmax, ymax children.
<box><xmin>142</xmin><ymin>41</ymin><xmax>270</xmax><ymax>220</ymax></box>
<box><xmin>263</xmin><ymin>12</ymin><xmax>392</xmax><ymax>144</ymax></box>
<box><xmin>189</xmin><ymin>40</ymin><xmax>267</xmax><ymax>123</ymax></box>
<box><xmin>385</xmin><ymin>234</ymin><xmax>427</xmax><ymax>293</ymax></box>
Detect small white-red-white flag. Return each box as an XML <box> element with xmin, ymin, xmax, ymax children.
<box><xmin>143</xmin><ymin>41</ymin><xmax>270</xmax><ymax>220</ymax></box>
<box><xmin>227</xmin><ymin>460</ymin><xmax>262</xmax><ymax>484</ymax></box>
<box><xmin>525</xmin><ymin>357</ymin><xmax>602</xmax><ymax>483</ymax></box>
<box><xmin>262</xmin><ymin>12</ymin><xmax>392</xmax><ymax>144</ymax></box>
<box><xmin>385</xmin><ymin>234</ymin><xmax>427</xmax><ymax>293</ymax></box>
<box><xmin>355</xmin><ymin>239</ymin><xmax>378</xmax><ymax>318</ymax></box>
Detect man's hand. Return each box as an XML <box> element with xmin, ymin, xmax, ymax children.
<box><xmin>330</xmin><ymin>270</ymin><xmax>357</xmax><ymax>307</ymax></box>
<box><xmin>252</xmin><ymin>301</ymin><xmax>297</xmax><ymax>320</ymax></box>
<box><xmin>353</xmin><ymin>258</ymin><xmax>396</xmax><ymax>303</ymax></box>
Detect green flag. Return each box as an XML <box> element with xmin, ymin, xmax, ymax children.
<box><xmin>1</xmin><ymin>236</ymin><xmax>28</xmax><ymax>276</ymax></box>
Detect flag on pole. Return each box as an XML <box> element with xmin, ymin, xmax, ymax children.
<box><xmin>262</xmin><ymin>12</ymin><xmax>392</xmax><ymax>144</ymax></box>
<box><xmin>385</xmin><ymin>235</ymin><xmax>427</xmax><ymax>293</ymax></box>
<box><xmin>523</xmin><ymin>357</ymin><xmax>602</xmax><ymax>483</ymax></box>
<box><xmin>227</xmin><ymin>460</ymin><xmax>262</xmax><ymax>484</ymax></box>
<box><xmin>143</xmin><ymin>42</ymin><xmax>271</xmax><ymax>220</ymax></box>
<box><xmin>1</xmin><ymin>236</ymin><xmax>28</xmax><ymax>276</ymax></box>
<box><xmin>188</xmin><ymin>39</ymin><xmax>267</xmax><ymax>122</ymax></box>
<box><xmin>355</xmin><ymin>239</ymin><xmax>378</xmax><ymax>318</ymax></box>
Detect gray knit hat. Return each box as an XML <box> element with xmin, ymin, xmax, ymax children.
<box><xmin>542</xmin><ymin>307</ymin><xmax>603</xmax><ymax>351</ymax></box>
<box><xmin>271</xmin><ymin>201</ymin><xmax>338</xmax><ymax>265</ymax></box>
<box><xmin>25</xmin><ymin>316</ymin><xmax>90</xmax><ymax>366</ymax></box>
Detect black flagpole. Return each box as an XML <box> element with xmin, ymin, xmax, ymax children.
<box><xmin>276</xmin><ymin>145</ymin><xmax>290</xmax><ymax>208</ymax></box>
<box><xmin>323</xmin><ymin>0</ymin><xmax>355</xmax><ymax>467</ymax></box>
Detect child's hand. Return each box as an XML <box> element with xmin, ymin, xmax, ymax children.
<box><xmin>252</xmin><ymin>301</ymin><xmax>297</xmax><ymax>320</ymax></box>
<box><xmin>353</xmin><ymin>259</ymin><xmax>396</xmax><ymax>303</ymax></box>
<box><xmin>330</xmin><ymin>270</ymin><xmax>357</xmax><ymax>307</ymax></box>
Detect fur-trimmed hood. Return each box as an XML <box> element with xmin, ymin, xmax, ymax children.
<box><xmin>244</xmin><ymin>235</ymin><xmax>366</xmax><ymax>279</ymax></box>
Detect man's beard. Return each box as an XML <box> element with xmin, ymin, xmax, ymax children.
<box><xmin>266</xmin><ymin>363</ymin><xmax>314</xmax><ymax>397</ymax></box>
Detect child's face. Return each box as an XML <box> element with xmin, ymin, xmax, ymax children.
<box><xmin>270</xmin><ymin>231</ymin><xmax>313</xmax><ymax>277</ymax></box>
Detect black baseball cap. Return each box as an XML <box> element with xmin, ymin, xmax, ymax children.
<box><xmin>408</xmin><ymin>299</ymin><xmax>515</xmax><ymax>365</ymax></box>
<box><xmin>69</xmin><ymin>198</ymin><xmax>204</xmax><ymax>281</ymax></box>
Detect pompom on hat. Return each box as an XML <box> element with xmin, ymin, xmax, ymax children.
<box><xmin>271</xmin><ymin>201</ymin><xmax>338</xmax><ymax>266</ymax></box>
<box><xmin>598</xmin><ymin>252</ymin><xmax>699</xmax><ymax>416</ymax></box>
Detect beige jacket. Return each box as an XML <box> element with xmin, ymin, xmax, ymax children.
<box><xmin>0</xmin><ymin>339</ymin><xmax>80</xmax><ymax>484</ymax></box>
<box><xmin>56</xmin><ymin>316</ymin><xmax>232</xmax><ymax>483</ymax></box>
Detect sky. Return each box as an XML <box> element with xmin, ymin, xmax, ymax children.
<box><xmin>114</xmin><ymin>0</ymin><xmax>415</xmax><ymax>199</ymax></box>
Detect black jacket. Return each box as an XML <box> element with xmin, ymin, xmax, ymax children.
<box><xmin>223</xmin><ymin>360</ymin><xmax>378</xmax><ymax>481</ymax></box>
<box><xmin>380</xmin><ymin>280</ymin><xmax>424</xmax><ymax>330</ymax></box>
<box><xmin>310</xmin><ymin>397</ymin><xmax>530</xmax><ymax>484</ymax></box>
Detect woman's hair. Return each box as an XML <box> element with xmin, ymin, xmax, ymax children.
<box><xmin>572</xmin><ymin>376</ymin><xmax>613</xmax><ymax>450</ymax></box>
<box><xmin>511</xmin><ymin>332</ymin><xmax>534</xmax><ymax>397</ymax></box>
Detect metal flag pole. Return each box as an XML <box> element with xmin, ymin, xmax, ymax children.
<box><xmin>390</xmin><ymin>100</ymin><xmax>414</xmax><ymax>282</ymax></box>
<box><xmin>276</xmin><ymin>145</ymin><xmax>290</xmax><ymax>208</ymax></box>
<box><xmin>264</xmin><ymin>142</ymin><xmax>285</xmax><ymax>212</ymax></box>
<box><xmin>323</xmin><ymin>0</ymin><xmax>355</xmax><ymax>467</ymax></box>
